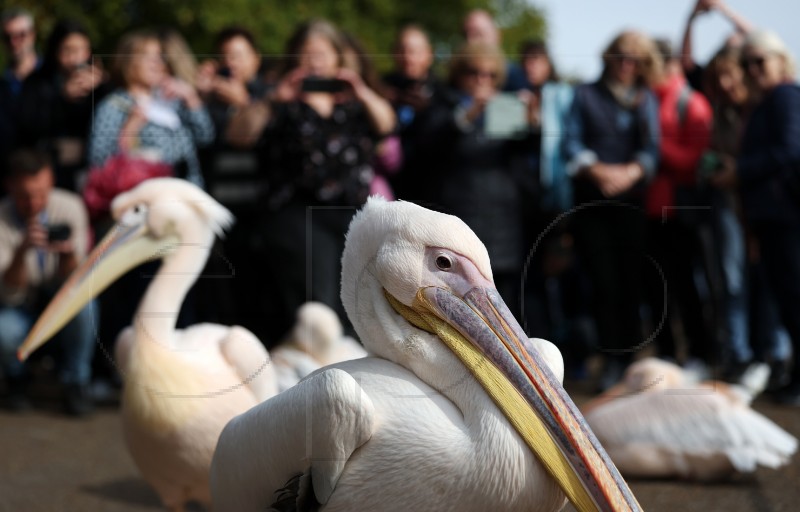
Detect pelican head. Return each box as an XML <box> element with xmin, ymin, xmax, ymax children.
<box><xmin>17</xmin><ymin>178</ymin><xmax>233</xmax><ymax>360</ymax></box>
<box><xmin>342</xmin><ymin>197</ymin><xmax>640</xmax><ymax>512</ymax></box>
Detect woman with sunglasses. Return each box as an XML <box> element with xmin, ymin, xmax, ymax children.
<box><xmin>734</xmin><ymin>30</ymin><xmax>800</xmax><ymax>405</ymax></box>
<box><xmin>562</xmin><ymin>31</ymin><xmax>661</xmax><ymax>391</ymax></box>
<box><xmin>412</xmin><ymin>42</ymin><xmax>541</xmax><ymax>317</ymax></box>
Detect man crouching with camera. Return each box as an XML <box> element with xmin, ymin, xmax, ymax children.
<box><xmin>0</xmin><ymin>148</ymin><xmax>95</xmax><ymax>416</ymax></box>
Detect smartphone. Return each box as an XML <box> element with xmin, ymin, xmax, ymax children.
<box><xmin>301</xmin><ymin>77</ymin><xmax>347</xmax><ymax>93</ymax></box>
<box><xmin>47</xmin><ymin>223</ymin><xmax>72</xmax><ymax>243</ymax></box>
<box><xmin>484</xmin><ymin>93</ymin><xmax>528</xmax><ymax>140</ymax></box>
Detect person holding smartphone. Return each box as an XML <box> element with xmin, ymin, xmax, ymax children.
<box><xmin>16</xmin><ymin>19</ymin><xmax>109</xmax><ymax>192</ymax></box>
<box><xmin>225</xmin><ymin>19</ymin><xmax>395</xmax><ymax>344</ymax></box>
<box><xmin>0</xmin><ymin>149</ymin><xmax>95</xmax><ymax>415</ymax></box>
<box><xmin>89</xmin><ymin>30</ymin><xmax>214</xmax><ymax>188</ymax></box>
<box><xmin>404</xmin><ymin>42</ymin><xmax>540</xmax><ymax>317</ymax></box>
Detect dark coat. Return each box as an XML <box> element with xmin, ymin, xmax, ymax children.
<box><xmin>737</xmin><ymin>83</ymin><xmax>800</xmax><ymax>224</ymax></box>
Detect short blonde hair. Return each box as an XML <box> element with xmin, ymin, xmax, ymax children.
<box><xmin>448</xmin><ymin>41</ymin><xmax>507</xmax><ymax>89</ymax></box>
<box><xmin>742</xmin><ymin>29</ymin><xmax>797</xmax><ymax>81</ymax></box>
<box><xmin>601</xmin><ymin>30</ymin><xmax>663</xmax><ymax>87</ymax></box>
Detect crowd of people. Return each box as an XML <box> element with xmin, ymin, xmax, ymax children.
<box><xmin>1</xmin><ymin>0</ymin><xmax>800</xmax><ymax>416</ymax></box>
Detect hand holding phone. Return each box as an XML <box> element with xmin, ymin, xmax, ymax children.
<box><xmin>301</xmin><ymin>77</ymin><xmax>348</xmax><ymax>93</ymax></box>
<box><xmin>47</xmin><ymin>223</ymin><xmax>72</xmax><ymax>243</ymax></box>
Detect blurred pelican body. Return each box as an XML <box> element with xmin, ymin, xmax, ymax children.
<box><xmin>271</xmin><ymin>302</ymin><xmax>367</xmax><ymax>391</ymax></box>
<box><xmin>583</xmin><ymin>358</ymin><xmax>797</xmax><ymax>480</ymax></box>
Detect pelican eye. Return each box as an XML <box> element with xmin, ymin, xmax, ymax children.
<box><xmin>435</xmin><ymin>254</ymin><xmax>453</xmax><ymax>271</ymax></box>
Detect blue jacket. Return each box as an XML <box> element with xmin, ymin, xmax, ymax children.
<box><xmin>538</xmin><ymin>82</ymin><xmax>575</xmax><ymax>211</ymax></box>
<box><xmin>563</xmin><ymin>80</ymin><xmax>660</xmax><ymax>205</ymax></box>
<box><xmin>737</xmin><ymin>83</ymin><xmax>800</xmax><ymax>223</ymax></box>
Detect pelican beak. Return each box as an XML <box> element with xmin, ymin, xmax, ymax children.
<box><xmin>17</xmin><ymin>219</ymin><xmax>178</xmax><ymax>361</ymax></box>
<box><xmin>386</xmin><ymin>286</ymin><xmax>640</xmax><ymax>512</ymax></box>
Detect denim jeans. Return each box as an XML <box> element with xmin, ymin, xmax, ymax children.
<box><xmin>711</xmin><ymin>196</ymin><xmax>750</xmax><ymax>363</ymax></box>
<box><xmin>0</xmin><ymin>299</ymin><xmax>97</xmax><ymax>385</ymax></box>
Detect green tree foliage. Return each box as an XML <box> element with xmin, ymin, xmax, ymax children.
<box><xmin>3</xmin><ymin>0</ymin><xmax>546</xmax><ymax>70</ymax></box>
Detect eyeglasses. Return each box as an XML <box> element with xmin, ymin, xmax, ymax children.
<box><xmin>466</xmin><ymin>67</ymin><xmax>498</xmax><ymax>80</ymax></box>
<box><xmin>2</xmin><ymin>29</ymin><xmax>31</xmax><ymax>43</ymax></box>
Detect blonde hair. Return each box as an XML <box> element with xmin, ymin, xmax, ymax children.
<box><xmin>742</xmin><ymin>29</ymin><xmax>797</xmax><ymax>81</ymax></box>
<box><xmin>601</xmin><ymin>30</ymin><xmax>663</xmax><ymax>87</ymax></box>
<box><xmin>448</xmin><ymin>41</ymin><xmax>507</xmax><ymax>89</ymax></box>
<box><xmin>159</xmin><ymin>29</ymin><xmax>198</xmax><ymax>86</ymax></box>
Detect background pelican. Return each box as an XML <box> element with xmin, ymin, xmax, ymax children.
<box><xmin>211</xmin><ymin>197</ymin><xmax>640</xmax><ymax>512</ymax></box>
<box><xmin>18</xmin><ymin>178</ymin><xmax>277</xmax><ymax>511</ymax></box>
<box><xmin>582</xmin><ymin>358</ymin><xmax>798</xmax><ymax>480</ymax></box>
<box><xmin>271</xmin><ymin>301</ymin><xmax>367</xmax><ymax>391</ymax></box>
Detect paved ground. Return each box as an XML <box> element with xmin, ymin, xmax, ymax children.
<box><xmin>1</xmin><ymin>382</ymin><xmax>798</xmax><ymax>511</ymax></box>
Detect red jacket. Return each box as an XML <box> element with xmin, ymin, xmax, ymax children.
<box><xmin>646</xmin><ymin>74</ymin><xmax>713</xmax><ymax>218</ymax></box>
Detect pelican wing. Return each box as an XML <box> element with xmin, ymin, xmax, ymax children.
<box><xmin>585</xmin><ymin>390</ymin><xmax>798</xmax><ymax>477</ymax></box>
<box><xmin>218</xmin><ymin>325</ymin><xmax>278</xmax><ymax>401</ymax></box>
<box><xmin>211</xmin><ymin>368</ymin><xmax>375</xmax><ymax>511</ymax></box>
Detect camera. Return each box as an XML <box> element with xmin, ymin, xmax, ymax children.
<box><xmin>47</xmin><ymin>223</ymin><xmax>72</xmax><ymax>243</ymax></box>
<box><xmin>301</xmin><ymin>77</ymin><xmax>347</xmax><ymax>93</ymax></box>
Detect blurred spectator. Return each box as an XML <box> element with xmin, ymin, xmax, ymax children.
<box><xmin>734</xmin><ymin>30</ymin><xmax>800</xmax><ymax>405</ymax></box>
<box><xmin>681</xmin><ymin>0</ymin><xmax>752</xmax><ymax>93</ymax></box>
<box><xmin>383</xmin><ymin>24</ymin><xmax>444</xmax><ymax>203</ymax></box>
<box><xmin>17</xmin><ymin>19</ymin><xmax>109</xmax><ymax>192</ymax></box>
<box><xmin>89</xmin><ymin>30</ymin><xmax>214</xmax><ymax>188</ymax></box>
<box><xmin>1</xmin><ymin>8</ymin><xmax>38</xmax><ymax>96</ymax></box>
<box><xmin>419</xmin><ymin>42</ymin><xmax>540</xmax><ymax>314</ymax></box>
<box><xmin>516</xmin><ymin>39</ymin><xmax>574</xmax><ymax>214</ymax></box>
<box><xmin>563</xmin><ymin>30</ymin><xmax>661</xmax><ymax>391</ymax></box>
<box><xmin>198</xmin><ymin>26</ymin><xmax>270</xmax><ymax>142</ymax></box>
<box><xmin>645</xmin><ymin>38</ymin><xmax>713</xmax><ymax>367</ymax></box>
<box><xmin>226</xmin><ymin>19</ymin><xmax>395</xmax><ymax>343</ymax></box>
<box><xmin>1</xmin><ymin>8</ymin><xmax>38</xmax><ymax>176</ymax></box>
<box><xmin>0</xmin><ymin>148</ymin><xmax>95</xmax><ymax>415</ymax></box>
<box><xmin>701</xmin><ymin>45</ymin><xmax>755</xmax><ymax>381</ymax></box>
<box><xmin>194</xmin><ymin>27</ymin><xmax>272</xmax><ymax>332</ymax></box>
<box><xmin>461</xmin><ymin>9</ymin><xmax>527</xmax><ymax>91</ymax></box>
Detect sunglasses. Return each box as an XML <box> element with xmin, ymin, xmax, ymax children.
<box><xmin>466</xmin><ymin>67</ymin><xmax>498</xmax><ymax>79</ymax></box>
<box><xmin>740</xmin><ymin>55</ymin><xmax>769</xmax><ymax>70</ymax></box>
<box><xmin>616</xmin><ymin>54</ymin><xmax>641</xmax><ymax>66</ymax></box>
<box><xmin>2</xmin><ymin>29</ymin><xmax>31</xmax><ymax>43</ymax></box>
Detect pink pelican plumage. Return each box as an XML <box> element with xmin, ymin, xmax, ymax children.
<box><xmin>210</xmin><ymin>197</ymin><xmax>640</xmax><ymax>512</ymax></box>
<box><xmin>583</xmin><ymin>357</ymin><xmax>798</xmax><ymax>480</ymax></box>
<box><xmin>17</xmin><ymin>178</ymin><xmax>277</xmax><ymax>511</ymax></box>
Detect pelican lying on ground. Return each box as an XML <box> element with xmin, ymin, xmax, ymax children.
<box><xmin>18</xmin><ymin>178</ymin><xmax>277</xmax><ymax>511</ymax></box>
<box><xmin>583</xmin><ymin>358</ymin><xmax>798</xmax><ymax>481</ymax></box>
<box><xmin>211</xmin><ymin>197</ymin><xmax>640</xmax><ymax>512</ymax></box>
<box><xmin>272</xmin><ymin>302</ymin><xmax>367</xmax><ymax>391</ymax></box>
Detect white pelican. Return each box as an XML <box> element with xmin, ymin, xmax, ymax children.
<box><xmin>210</xmin><ymin>197</ymin><xmax>640</xmax><ymax>512</ymax></box>
<box><xmin>18</xmin><ymin>178</ymin><xmax>277</xmax><ymax>511</ymax></box>
<box><xmin>583</xmin><ymin>358</ymin><xmax>798</xmax><ymax>481</ymax></box>
<box><xmin>272</xmin><ymin>301</ymin><xmax>368</xmax><ymax>391</ymax></box>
